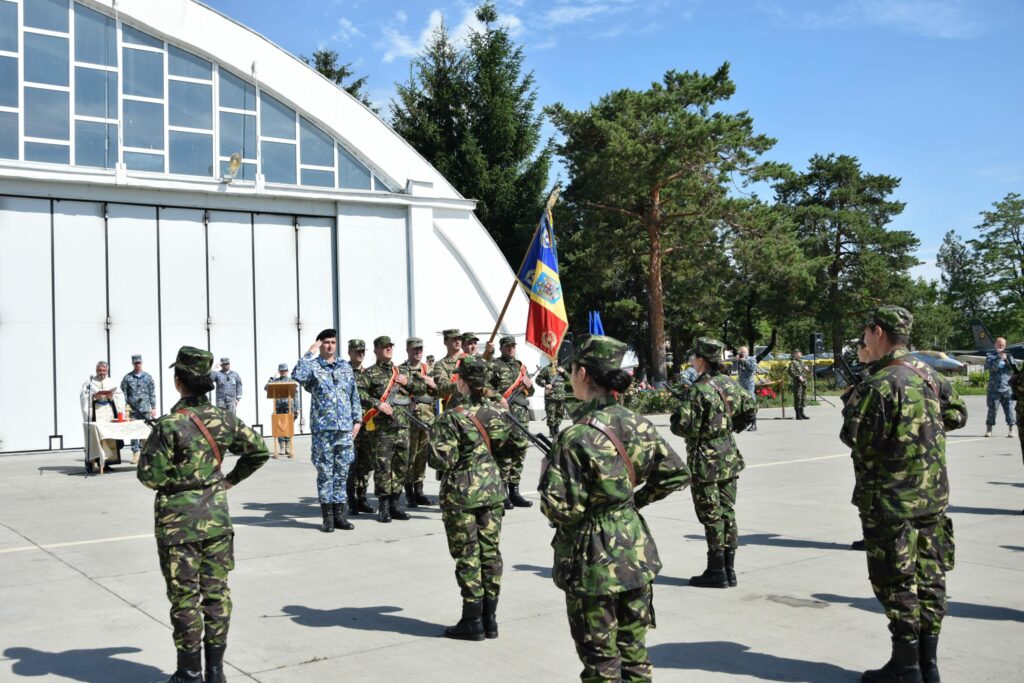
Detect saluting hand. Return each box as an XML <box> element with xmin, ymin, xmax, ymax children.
<box><xmin>308</xmin><ymin>340</ymin><xmax>322</xmax><ymax>355</ymax></box>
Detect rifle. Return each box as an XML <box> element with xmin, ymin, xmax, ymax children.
<box><xmin>393</xmin><ymin>404</ymin><xmax>432</xmax><ymax>433</ymax></box>
<box><xmin>833</xmin><ymin>351</ymin><xmax>868</xmax><ymax>390</ymax></box>
<box><xmin>506</xmin><ymin>366</ymin><xmax>543</xmax><ymax>407</ymax></box>
<box><xmin>503</xmin><ymin>411</ymin><xmax>553</xmax><ymax>456</ymax></box>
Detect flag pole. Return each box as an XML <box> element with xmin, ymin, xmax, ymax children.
<box><xmin>485</xmin><ymin>186</ymin><xmax>562</xmax><ymax>352</ymax></box>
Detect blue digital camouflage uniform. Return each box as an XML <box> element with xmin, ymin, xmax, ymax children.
<box><xmin>210</xmin><ymin>368</ymin><xmax>243</xmax><ymax>414</ymax></box>
<box><xmin>735</xmin><ymin>357</ymin><xmax>761</xmax><ymax>397</ymax></box>
<box><xmin>121</xmin><ymin>368</ymin><xmax>157</xmax><ymax>453</ymax></box>
<box><xmin>292</xmin><ymin>352</ymin><xmax>362</xmax><ymax>504</ymax></box>
<box><xmin>984</xmin><ymin>350</ymin><xmax>1016</xmax><ymax>428</ymax></box>
<box><xmin>265</xmin><ymin>374</ymin><xmax>298</xmax><ymax>449</ymax></box>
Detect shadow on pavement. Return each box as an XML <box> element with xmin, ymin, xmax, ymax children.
<box><xmin>280</xmin><ymin>605</ymin><xmax>442</xmax><ymax>636</ymax></box>
<box><xmin>513</xmin><ymin>563</ymin><xmax>552</xmax><ymax>579</ymax></box>
<box><xmin>987</xmin><ymin>481</ymin><xmax>1024</xmax><ymax>488</ymax></box>
<box><xmin>649</xmin><ymin>641</ymin><xmax>860</xmax><ymax>682</ymax></box>
<box><xmin>3</xmin><ymin>646</ymin><xmax>164</xmax><ymax>682</ymax></box>
<box><xmin>813</xmin><ymin>593</ymin><xmax>1024</xmax><ymax>623</ymax></box>
<box><xmin>1001</xmin><ymin>545</ymin><xmax>1024</xmax><ymax>552</ymax></box>
<box><xmin>233</xmin><ymin>498</ymin><xmax>323</xmax><ymax>530</ymax></box>
<box><xmin>947</xmin><ymin>505</ymin><xmax>1020</xmax><ymax>515</ymax></box>
<box><xmin>684</xmin><ymin>533</ymin><xmax>850</xmax><ymax>551</ymax></box>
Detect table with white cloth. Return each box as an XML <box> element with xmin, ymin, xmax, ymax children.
<box><xmin>83</xmin><ymin>420</ymin><xmax>153</xmax><ymax>473</ymax></box>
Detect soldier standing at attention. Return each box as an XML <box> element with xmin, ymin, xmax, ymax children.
<box><xmin>210</xmin><ymin>358</ymin><xmax>243</xmax><ymax>415</ymax></box>
<box><xmin>670</xmin><ymin>337</ymin><xmax>756</xmax><ymax>589</ymax></box>
<box><xmin>984</xmin><ymin>336</ymin><xmax>1016</xmax><ymax>438</ymax></box>
<box><xmin>840</xmin><ymin>306</ymin><xmax>966</xmax><ymax>683</ymax></box>
<box><xmin>138</xmin><ymin>346</ymin><xmax>269</xmax><ymax>683</ymax></box>
<box><xmin>539</xmin><ymin>335</ymin><xmax>690</xmax><ymax>683</ymax></box>
<box><xmin>346</xmin><ymin>339</ymin><xmax>376</xmax><ymax>516</ymax></box>
<box><xmin>488</xmin><ymin>336</ymin><xmax>535</xmax><ymax>508</ymax></box>
<box><xmin>121</xmin><ymin>354</ymin><xmax>157</xmax><ymax>464</ymax></box>
<box><xmin>293</xmin><ymin>329</ymin><xmax>362</xmax><ymax>533</ymax></box>
<box><xmin>429</xmin><ymin>357</ymin><xmax>513</xmax><ymax>641</ymax></box>
<box><xmin>535</xmin><ymin>361</ymin><xmax>569</xmax><ymax>439</ymax></box>
<box><xmin>787</xmin><ymin>349</ymin><xmax>810</xmax><ymax>420</ymax></box>
<box><xmin>432</xmin><ymin>329</ymin><xmax>463</xmax><ymax>408</ymax></box>
<box><xmin>734</xmin><ymin>330</ymin><xmax>775</xmax><ymax>432</ymax></box>
<box><xmin>400</xmin><ymin>337</ymin><xmax>437</xmax><ymax>508</ymax></box>
<box><xmin>264</xmin><ymin>363</ymin><xmax>297</xmax><ymax>459</ymax></box>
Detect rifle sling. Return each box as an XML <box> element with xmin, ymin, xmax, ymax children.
<box><xmin>455</xmin><ymin>406</ymin><xmax>491</xmax><ymax>453</ymax></box>
<box><xmin>889</xmin><ymin>359</ymin><xmax>939</xmax><ymax>397</ymax></box>
<box><xmin>577</xmin><ymin>417</ymin><xmax>636</xmax><ymax>487</ymax></box>
<box><xmin>175</xmin><ymin>408</ymin><xmax>222</xmax><ymax>467</ymax></box>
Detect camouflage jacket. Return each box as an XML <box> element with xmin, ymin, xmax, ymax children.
<box><xmin>488</xmin><ymin>356</ymin><xmax>535</xmax><ymax>408</ymax></box>
<box><xmin>137</xmin><ymin>396</ymin><xmax>269</xmax><ymax>546</ymax></box>
<box><xmin>536</xmin><ymin>364</ymin><xmax>569</xmax><ymax>402</ymax></box>
<box><xmin>735</xmin><ymin>357</ymin><xmax>761</xmax><ymax>393</ymax></box>
<box><xmin>359</xmin><ymin>360</ymin><xmax>425</xmax><ymax>430</ymax></box>
<box><xmin>1011</xmin><ymin>367</ymin><xmax>1024</xmax><ymax>403</ymax></box>
<box><xmin>985</xmin><ymin>351</ymin><xmax>1014</xmax><ymax>393</ymax></box>
<box><xmin>669</xmin><ymin>373</ymin><xmax>756</xmax><ymax>483</ymax></box>
<box><xmin>787</xmin><ymin>359</ymin><xmax>809</xmax><ymax>384</ymax></box>
<box><xmin>839</xmin><ymin>348</ymin><xmax>968</xmax><ymax>519</ymax></box>
<box><xmin>121</xmin><ymin>371</ymin><xmax>157</xmax><ymax>414</ymax></box>
<box><xmin>211</xmin><ymin>370</ymin><xmax>243</xmax><ymax>402</ymax></box>
<box><xmin>432</xmin><ymin>354</ymin><xmax>462</xmax><ymax>404</ymax></box>
<box><xmin>293</xmin><ymin>353</ymin><xmax>361</xmax><ymax>432</ymax></box>
<box><xmin>539</xmin><ymin>396</ymin><xmax>691</xmax><ymax>596</ymax></box>
<box><xmin>398</xmin><ymin>359</ymin><xmax>436</xmax><ymax>422</ymax></box>
<box><xmin>428</xmin><ymin>396</ymin><xmax>510</xmax><ymax>511</ymax></box>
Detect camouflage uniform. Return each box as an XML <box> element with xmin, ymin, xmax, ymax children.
<box><xmin>840</xmin><ymin>306</ymin><xmax>967</xmax><ymax>680</ymax></box>
<box><xmin>984</xmin><ymin>350</ymin><xmax>1016</xmax><ymax>430</ymax></box>
<box><xmin>487</xmin><ymin>338</ymin><xmax>535</xmax><ymax>486</ymax></box>
<box><xmin>539</xmin><ymin>335</ymin><xmax>690</xmax><ymax>682</ymax></box>
<box><xmin>432</xmin><ymin>329</ymin><xmax>463</xmax><ymax>410</ymax></box>
<box><xmin>787</xmin><ymin>356</ymin><xmax>810</xmax><ymax>417</ymax></box>
<box><xmin>1011</xmin><ymin>369</ymin><xmax>1024</xmax><ymax>461</ymax></box>
<box><xmin>346</xmin><ymin>341</ymin><xmax>375</xmax><ymax>507</ymax></box>
<box><xmin>210</xmin><ymin>360</ymin><xmax>243</xmax><ymax>414</ymax></box>
<box><xmin>121</xmin><ymin>355</ymin><xmax>156</xmax><ymax>454</ymax></box>
<box><xmin>399</xmin><ymin>338</ymin><xmax>436</xmax><ymax>497</ymax></box>
<box><xmin>138</xmin><ymin>346</ymin><xmax>268</xmax><ymax>665</ymax></box>
<box><xmin>536</xmin><ymin>363</ymin><xmax>570</xmax><ymax>437</ymax></box>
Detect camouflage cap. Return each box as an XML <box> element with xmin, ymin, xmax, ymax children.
<box><xmin>374</xmin><ymin>335</ymin><xmax>394</xmax><ymax>348</ymax></box>
<box><xmin>571</xmin><ymin>334</ymin><xmax>627</xmax><ymax>373</ymax></box>
<box><xmin>690</xmin><ymin>337</ymin><xmax>724</xmax><ymax>361</ymax></box>
<box><xmin>442</xmin><ymin>328</ymin><xmax>460</xmax><ymax>340</ymax></box>
<box><xmin>865</xmin><ymin>305</ymin><xmax>913</xmax><ymax>336</ymax></box>
<box><xmin>278</xmin><ymin>362</ymin><xmax>289</xmax><ymax>371</ymax></box>
<box><xmin>131</xmin><ymin>354</ymin><xmax>142</xmax><ymax>363</ymax></box>
<box><xmin>458</xmin><ymin>356</ymin><xmax>489</xmax><ymax>387</ymax></box>
<box><xmin>461</xmin><ymin>331</ymin><xmax>480</xmax><ymax>344</ymax></box>
<box><xmin>220</xmin><ymin>357</ymin><xmax>230</xmax><ymax>364</ymax></box>
<box><xmin>499</xmin><ymin>335</ymin><xmax>516</xmax><ymax>346</ymax></box>
<box><xmin>169</xmin><ymin>346</ymin><xmax>214</xmax><ymax>377</ymax></box>
<box><xmin>407</xmin><ymin>337</ymin><xmax>424</xmax><ymax>348</ymax></box>
<box><xmin>426</xmin><ymin>355</ymin><xmax>435</xmax><ymax>362</ymax></box>
<box><xmin>348</xmin><ymin>339</ymin><xmax>365</xmax><ymax>351</ymax></box>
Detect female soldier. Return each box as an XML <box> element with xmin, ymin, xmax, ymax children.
<box><xmin>539</xmin><ymin>335</ymin><xmax>690</xmax><ymax>682</ymax></box>
<box><xmin>138</xmin><ymin>346</ymin><xmax>269</xmax><ymax>683</ymax></box>
<box><xmin>429</xmin><ymin>356</ymin><xmax>513</xmax><ymax>641</ymax></box>
<box><xmin>670</xmin><ymin>337</ymin><xmax>756</xmax><ymax>589</ymax></box>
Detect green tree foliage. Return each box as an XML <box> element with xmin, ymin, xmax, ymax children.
<box><xmin>303</xmin><ymin>48</ymin><xmax>375</xmax><ymax>111</ymax></box>
<box><xmin>936</xmin><ymin>230</ymin><xmax>990</xmax><ymax>348</ymax></box>
<box><xmin>970</xmin><ymin>192</ymin><xmax>1024</xmax><ymax>335</ymax></box>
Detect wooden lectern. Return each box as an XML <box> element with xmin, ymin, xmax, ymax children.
<box><xmin>265</xmin><ymin>381</ymin><xmax>299</xmax><ymax>458</ymax></box>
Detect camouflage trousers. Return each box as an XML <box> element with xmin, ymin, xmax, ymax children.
<box><xmin>366</xmin><ymin>422</ymin><xmax>409</xmax><ymax>497</ymax></box>
<box><xmin>158</xmin><ymin>533</ymin><xmax>234</xmax><ymax>653</ymax></box>
<box><xmin>311</xmin><ymin>430</ymin><xmax>354</xmax><ymax>504</ymax></box>
<box><xmin>441</xmin><ymin>504</ymin><xmax>504</xmax><ymax>603</ymax></box>
<box><xmin>691</xmin><ymin>478</ymin><xmax>738</xmax><ymax>552</ymax></box>
<box><xmin>405</xmin><ymin>420</ymin><xmax>431</xmax><ymax>486</ymax></box>
<box><xmin>496</xmin><ymin>403</ymin><xmax>530</xmax><ymax>485</ymax></box>
<box><xmin>348</xmin><ymin>431</ymin><xmax>374</xmax><ymax>491</ymax></box>
<box><xmin>791</xmin><ymin>382</ymin><xmax>806</xmax><ymax>412</ymax></box>
<box><xmin>861</xmin><ymin>512</ymin><xmax>954</xmax><ymax>642</ymax></box>
<box><xmin>565</xmin><ymin>583</ymin><xmax>655</xmax><ymax>683</ymax></box>
<box><xmin>545</xmin><ymin>399</ymin><xmax>565</xmax><ymax>432</ymax></box>
<box><xmin>1018</xmin><ymin>405</ymin><xmax>1024</xmax><ymax>462</ymax></box>
<box><xmin>985</xmin><ymin>388</ymin><xmax>1016</xmax><ymax>427</ymax></box>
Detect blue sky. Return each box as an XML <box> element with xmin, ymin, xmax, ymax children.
<box><xmin>204</xmin><ymin>0</ymin><xmax>1024</xmax><ymax>281</ymax></box>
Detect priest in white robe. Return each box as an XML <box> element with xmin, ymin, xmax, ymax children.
<box><xmin>80</xmin><ymin>360</ymin><xmax>126</xmax><ymax>472</ymax></box>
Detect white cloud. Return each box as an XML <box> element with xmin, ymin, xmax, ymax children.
<box><xmin>544</xmin><ymin>5</ymin><xmax>611</xmax><ymax>26</ymax></box>
<box><xmin>396</xmin><ymin>10</ymin><xmax>408</xmax><ymax>24</ymax></box>
<box><xmin>758</xmin><ymin>0</ymin><xmax>985</xmax><ymax>39</ymax></box>
<box><xmin>331</xmin><ymin>17</ymin><xmax>363</xmax><ymax>44</ymax></box>
<box><xmin>379</xmin><ymin>6</ymin><xmax>523</xmax><ymax>63</ymax></box>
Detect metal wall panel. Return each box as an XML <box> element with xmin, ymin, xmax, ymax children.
<box><xmin>296</xmin><ymin>216</ymin><xmax>335</xmax><ymax>432</ymax></box>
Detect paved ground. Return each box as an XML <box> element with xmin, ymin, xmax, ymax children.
<box><xmin>1</xmin><ymin>395</ymin><xmax>1022</xmax><ymax>682</ymax></box>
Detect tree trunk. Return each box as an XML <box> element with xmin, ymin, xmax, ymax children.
<box><xmin>647</xmin><ymin>218</ymin><xmax>668</xmax><ymax>384</ymax></box>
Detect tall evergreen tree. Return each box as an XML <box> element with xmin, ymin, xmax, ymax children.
<box><xmin>303</xmin><ymin>48</ymin><xmax>375</xmax><ymax>111</ymax></box>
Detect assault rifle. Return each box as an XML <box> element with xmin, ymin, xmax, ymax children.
<box><xmin>503</xmin><ymin>411</ymin><xmax>553</xmax><ymax>456</ymax></box>
<box><xmin>393</xmin><ymin>404</ymin><xmax>432</xmax><ymax>432</ymax></box>
<box><xmin>833</xmin><ymin>351</ymin><xmax>868</xmax><ymax>390</ymax></box>
<box><xmin>506</xmin><ymin>367</ymin><xmax>543</xmax><ymax>407</ymax></box>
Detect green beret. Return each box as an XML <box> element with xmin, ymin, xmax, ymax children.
<box><xmin>499</xmin><ymin>335</ymin><xmax>516</xmax><ymax>346</ymax></box>
<box><xmin>169</xmin><ymin>346</ymin><xmax>213</xmax><ymax>377</ymax></box>
<box><xmin>571</xmin><ymin>334</ymin><xmax>626</xmax><ymax>373</ymax></box>
<box><xmin>442</xmin><ymin>328</ymin><xmax>460</xmax><ymax>340</ymax></box>
<box><xmin>865</xmin><ymin>305</ymin><xmax>913</xmax><ymax>336</ymax></box>
<box><xmin>374</xmin><ymin>335</ymin><xmax>393</xmax><ymax>348</ymax></box>
<box><xmin>348</xmin><ymin>339</ymin><xmax>366</xmax><ymax>351</ymax></box>
<box><xmin>459</xmin><ymin>356</ymin><xmax>489</xmax><ymax>387</ymax></box>
<box><xmin>691</xmin><ymin>337</ymin><xmax>724</xmax><ymax>362</ymax></box>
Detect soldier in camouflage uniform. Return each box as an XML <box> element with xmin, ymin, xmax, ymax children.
<box><xmin>540</xmin><ymin>335</ymin><xmax>690</xmax><ymax>683</ymax></box>
<box><xmin>138</xmin><ymin>346</ymin><xmax>269</xmax><ymax>683</ymax></box>
<box><xmin>121</xmin><ymin>354</ymin><xmax>157</xmax><ymax>464</ymax></box>
<box><xmin>670</xmin><ymin>337</ymin><xmax>756</xmax><ymax>589</ymax></box>
<box><xmin>488</xmin><ymin>336</ymin><xmax>535</xmax><ymax>508</ymax></box>
<box><xmin>984</xmin><ymin>336</ymin><xmax>1016</xmax><ymax>438</ymax></box>
<box><xmin>345</xmin><ymin>339</ymin><xmax>376</xmax><ymax>516</ymax></box>
<box><xmin>432</xmin><ymin>328</ymin><xmax>463</xmax><ymax>409</ymax></box>
<box><xmin>787</xmin><ymin>349</ymin><xmax>811</xmax><ymax>420</ymax></box>
<box><xmin>400</xmin><ymin>337</ymin><xmax>437</xmax><ymax>508</ymax></box>
<box><xmin>1011</xmin><ymin>363</ymin><xmax>1024</xmax><ymax>466</ymax></box>
<box><xmin>210</xmin><ymin>358</ymin><xmax>243</xmax><ymax>415</ymax></box>
<box><xmin>429</xmin><ymin>356</ymin><xmax>514</xmax><ymax>641</ymax></box>
<box><xmin>293</xmin><ymin>329</ymin><xmax>363</xmax><ymax>533</ymax></box>
<box><xmin>535</xmin><ymin>362</ymin><xmax>569</xmax><ymax>438</ymax></box>
<box><xmin>840</xmin><ymin>306</ymin><xmax>967</xmax><ymax>683</ymax></box>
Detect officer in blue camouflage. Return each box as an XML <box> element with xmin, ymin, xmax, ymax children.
<box><xmin>265</xmin><ymin>363</ymin><xmax>297</xmax><ymax>458</ymax></box>
<box><xmin>984</xmin><ymin>336</ymin><xmax>1016</xmax><ymax>438</ymax></box>
<box><xmin>733</xmin><ymin>330</ymin><xmax>775</xmax><ymax>431</ymax></box>
<box><xmin>210</xmin><ymin>358</ymin><xmax>243</xmax><ymax>414</ymax></box>
<box><xmin>121</xmin><ymin>353</ymin><xmax>157</xmax><ymax>464</ymax></box>
<box><xmin>346</xmin><ymin>339</ymin><xmax>376</xmax><ymax>516</ymax></box>
<box><xmin>293</xmin><ymin>329</ymin><xmax>363</xmax><ymax>533</ymax></box>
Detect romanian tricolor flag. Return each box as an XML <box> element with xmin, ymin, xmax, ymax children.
<box><xmin>516</xmin><ymin>207</ymin><xmax>568</xmax><ymax>359</ymax></box>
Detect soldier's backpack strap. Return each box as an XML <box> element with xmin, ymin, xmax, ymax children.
<box><xmin>576</xmin><ymin>416</ymin><xmax>637</xmax><ymax>487</ymax></box>
<box><xmin>889</xmin><ymin>359</ymin><xmax>939</xmax><ymax>397</ymax></box>
<box><xmin>175</xmin><ymin>408</ymin><xmax>222</xmax><ymax>467</ymax></box>
<box><xmin>454</xmin><ymin>406</ymin><xmax>491</xmax><ymax>453</ymax></box>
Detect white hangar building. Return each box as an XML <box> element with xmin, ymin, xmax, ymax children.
<box><xmin>0</xmin><ymin>0</ymin><xmax>538</xmax><ymax>453</ymax></box>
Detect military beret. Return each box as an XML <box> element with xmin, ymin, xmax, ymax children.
<box><xmin>278</xmin><ymin>362</ymin><xmax>289</xmax><ymax>371</ymax></box>
<box><xmin>442</xmin><ymin>328</ymin><xmax>460</xmax><ymax>340</ymax></box>
<box><xmin>316</xmin><ymin>328</ymin><xmax>338</xmax><ymax>342</ymax></box>
<box><xmin>461</xmin><ymin>331</ymin><xmax>480</xmax><ymax>343</ymax></box>
<box><xmin>131</xmin><ymin>354</ymin><xmax>142</xmax><ymax>363</ymax></box>
<box><xmin>169</xmin><ymin>346</ymin><xmax>214</xmax><ymax>377</ymax></box>
<box><xmin>499</xmin><ymin>335</ymin><xmax>516</xmax><ymax>346</ymax></box>
<box><xmin>374</xmin><ymin>335</ymin><xmax>393</xmax><ymax>348</ymax></box>
<box><xmin>571</xmin><ymin>334</ymin><xmax>627</xmax><ymax>373</ymax></box>
<box><xmin>407</xmin><ymin>337</ymin><xmax>424</xmax><ymax>348</ymax></box>
<box><xmin>348</xmin><ymin>339</ymin><xmax>365</xmax><ymax>351</ymax></box>
<box><xmin>220</xmin><ymin>357</ymin><xmax>230</xmax><ymax>364</ymax></box>
<box><xmin>459</xmin><ymin>356</ymin><xmax>489</xmax><ymax>387</ymax></box>
<box><xmin>690</xmin><ymin>337</ymin><xmax>724</xmax><ymax>362</ymax></box>
<box><xmin>865</xmin><ymin>305</ymin><xmax>913</xmax><ymax>337</ymax></box>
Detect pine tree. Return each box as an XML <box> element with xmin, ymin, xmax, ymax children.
<box><xmin>303</xmin><ymin>48</ymin><xmax>376</xmax><ymax>112</ymax></box>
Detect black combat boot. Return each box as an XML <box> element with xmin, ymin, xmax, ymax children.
<box><xmin>689</xmin><ymin>550</ymin><xmax>729</xmax><ymax>588</ymax></box>
<box><xmin>919</xmin><ymin>634</ymin><xmax>940</xmax><ymax>683</ymax></box>
<box><xmin>482</xmin><ymin>596</ymin><xmax>499</xmax><ymax>639</ymax></box>
<box><xmin>863</xmin><ymin>639</ymin><xmax>923</xmax><ymax>683</ymax></box>
<box><xmin>444</xmin><ymin>601</ymin><xmax>485</xmax><ymax>641</ymax></box>
<box><xmin>377</xmin><ymin>495</ymin><xmax>391</xmax><ymax>523</ymax></box>
<box><xmin>204</xmin><ymin>642</ymin><xmax>226</xmax><ymax>683</ymax></box>
<box><xmin>167</xmin><ymin>649</ymin><xmax>203</xmax><ymax>683</ymax></box>
<box><xmin>389</xmin><ymin>495</ymin><xmax>410</xmax><ymax>520</ymax></box>
<box><xmin>508</xmin><ymin>483</ymin><xmax>533</xmax><ymax>508</ymax></box>
<box><xmin>356</xmin><ymin>488</ymin><xmax>376</xmax><ymax>514</ymax></box>
<box><xmin>851</xmin><ymin>539</ymin><xmax>866</xmax><ymax>551</ymax></box>
<box><xmin>404</xmin><ymin>483</ymin><xmax>418</xmax><ymax>509</ymax></box>
<box><xmin>800</xmin><ymin>408</ymin><xmax>810</xmax><ymax>420</ymax></box>
<box><xmin>413</xmin><ymin>482</ymin><xmax>433</xmax><ymax>506</ymax></box>
<box><xmin>347</xmin><ymin>479</ymin><xmax>360</xmax><ymax>516</ymax></box>
<box><xmin>723</xmin><ymin>549</ymin><xmax>737</xmax><ymax>587</ymax></box>
<box><xmin>748</xmin><ymin>417</ymin><xmax>757</xmax><ymax>432</ymax></box>
<box><xmin>319</xmin><ymin>503</ymin><xmax>334</xmax><ymax>533</ymax></box>
<box><xmin>794</xmin><ymin>409</ymin><xmax>804</xmax><ymax>420</ymax></box>
<box><xmin>333</xmin><ymin>503</ymin><xmax>354</xmax><ymax>531</ymax></box>
<box><xmin>503</xmin><ymin>483</ymin><xmax>514</xmax><ymax>510</ymax></box>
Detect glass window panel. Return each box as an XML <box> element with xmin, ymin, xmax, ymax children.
<box><xmin>299</xmin><ymin>117</ymin><xmax>333</xmax><ymax>167</ymax></box>
<box><xmin>169</xmin><ymin>130</ymin><xmax>212</xmax><ymax>177</ymax></box>
<box><xmin>24</xmin><ymin>0</ymin><xmax>68</xmax><ymax>33</ymax></box>
<box><xmin>124</xmin><ymin>150</ymin><xmax>163</xmax><ymax>172</ymax></box>
<box><xmin>24</xmin><ymin>87</ymin><xmax>69</xmax><ymax>139</ymax></box>
<box><xmin>168</xmin><ymin>45</ymin><xmax>211</xmax><ymax>80</ymax></box>
<box><xmin>0</xmin><ymin>111</ymin><xmax>16</xmax><ymax>159</ymax></box>
<box><xmin>0</xmin><ymin>2</ymin><xmax>18</xmax><ymax>53</ymax></box>
<box><xmin>0</xmin><ymin>56</ymin><xmax>17</xmax><ymax>108</ymax></box>
<box><xmin>338</xmin><ymin>145</ymin><xmax>371</xmax><ymax>190</ymax></box>
<box><xmin>123</xmin><ymin>99</ymin><xmax>163</xmax><ymax>149</ymax></box>
<box><xmin>25</xmin><ymin>141</ymin><xmax>69</xmax><ymax>164</ymax></box>
<box><xmin>261</xmin><ymin>141</ymin><xmax>295</xmax><ymax>184</ymax></box>
<box><xmin>122</xmin><ymin>25</ymin><xmax>161</xmax><ymax>49</ymax></box>
<box><xmin>301</xmin><ymin>168</ymin><xmax>335</xmax><ymax>188</ymax></box>
<box><xmin>220</xmin><ymin>159</ymin><xmax>256</xmax><ymax>181</ymax></box>
<box><xmin>218</xmin><ymin>70</ymin><xmax>255</xmax><ymax>111</ymax></box>
<box><xmin>219</xmin><ymin>111</ymin><xmax>255</xmax><ymax>158</ymax></box>
<box><xmin>74</xmin><ymin>3</ymin><xmax>116</xmax><ymax>67</ymax></box>
<box><xmin>260</xmin><ymin>93</ymin><xmax>294</xmax><ymax>139</ymax></box>
<box><xmin>25</xmin><ymin>33</ymin><xmax>69</xmax><ymax>86</ymax></box>
<box><xmin>75</xmin><ymin>120</ymin><xmax>117</xmax><ymax>168</ymax></box>
<box><xmin>123</xmin><ymin>48</ymin><xmax>163</xmax><ymax>99</ymax></box>
<box><xmin>373</xmin><ymin>174</ymin><xmax>389</xmax><ymax>192</ymax></box>
<box><xmin>168</xmin><ymin>80</ymin><xmax>211</xmax><ymax>129</ymax></box>
<box><xmin>74</xmin><ymin>67</ymin><xmax>117</xmax><ymax>118</ymax></box>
